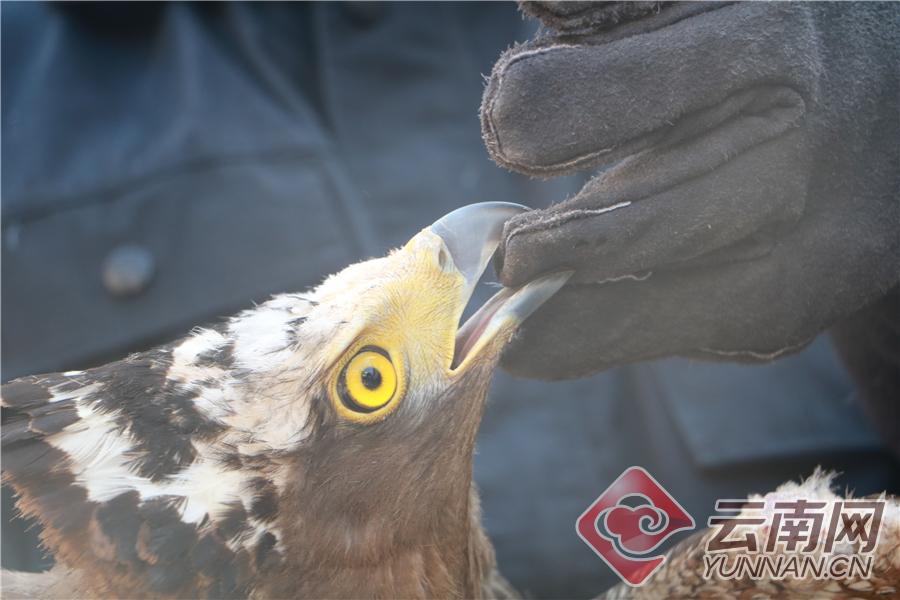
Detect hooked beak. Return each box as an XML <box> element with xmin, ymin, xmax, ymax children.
<box><xmin>427</xmin><ymin>202</ymin><xmax>573</xmax><ymax>370</ymax></box>
<box><xmin>429</xmin><ymin>202</ymin><xmax>528</xmax><ymax>298</ymax></box>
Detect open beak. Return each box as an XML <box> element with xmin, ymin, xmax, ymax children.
<box><xmin>427</xmin><ymin>203</ymin><xmax>573</xmax><ymax>370</ymax></box>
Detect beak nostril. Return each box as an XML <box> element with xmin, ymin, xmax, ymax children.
<box><xmin>438</xmin><ymin>248</ymin><xmax>450</xmax><ymax>272</ymax></box>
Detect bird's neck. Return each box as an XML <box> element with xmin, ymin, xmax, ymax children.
<box><xmin>264</xmin><ymin>430</ymin><xmax>492</xmax><ymax>598</ymax></box>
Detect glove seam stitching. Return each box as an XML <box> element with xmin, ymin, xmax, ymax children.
<box><xmin>506</xmin><ymin>201</ymin><xmax>632</xmax><ymax>241</ymax></box>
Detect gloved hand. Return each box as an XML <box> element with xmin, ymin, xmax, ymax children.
<box><xmin>482</xmin><ymin>1</ymin><xmax>899</xmax><ymax>380</ymax></box>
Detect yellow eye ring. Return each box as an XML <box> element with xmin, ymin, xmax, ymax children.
<box><xmin>340</xmin><ymin>350</ymin><xmax>397</xmax><ymax>413</ymax></box>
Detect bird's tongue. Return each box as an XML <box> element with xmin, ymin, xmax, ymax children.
<box><xmin>453</xmin><ymin>290</ymin><xmax>509</xmax><ymax>369</ymax></box>
<box><xmin>451</xmin><ymin>272</ymin><xmax>572</xmax><ymax>369</ymax></box>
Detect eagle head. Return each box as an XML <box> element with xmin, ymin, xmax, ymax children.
<box><xmin>2</xmin><ymin>203</ymin><xmax>570</xmax><ymax>599</ymax></box>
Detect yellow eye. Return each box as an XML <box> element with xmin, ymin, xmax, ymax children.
<box><xmin>340</xmin><ymin>349</ymin><xmax>397</xmax><ymax>413</ymax></box>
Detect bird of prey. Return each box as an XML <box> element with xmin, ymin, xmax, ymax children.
<box><xmin>1</xmin><ymin>203</ymin><xmax>570</xmax><ymax>599</ymax></box>
<box><xmin>3</xmin><ymin>203</ymin><xmax>898</xmax><ymax>600</ymax></box>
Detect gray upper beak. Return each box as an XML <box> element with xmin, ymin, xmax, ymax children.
<box><xmin>428</xmin><ymin>202</ymin><xmax>528</xmax><ymax>286</ymax></box>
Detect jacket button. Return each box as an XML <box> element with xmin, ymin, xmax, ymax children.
<box><xmin>102</xmin><ymin>244</ymin><xmax>156</xmax><ymax>298</ymax></box>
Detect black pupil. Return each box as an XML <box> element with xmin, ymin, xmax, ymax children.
<box><xmin>361</xmin><ymin>366</ymin><xmax>382</xmax><ymax>390</ymax></box>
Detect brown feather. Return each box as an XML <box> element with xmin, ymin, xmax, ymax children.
<box><xmin>2</xmin><ymin>225</ymin><xmax>526</xmax><ymax>599</ymax></box>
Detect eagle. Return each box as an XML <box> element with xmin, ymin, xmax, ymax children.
<box><xmin>2</xmin><ymin>203</ymin><xmax>898</xmax><ymax>600</ymax></box>
<box><xmin>1</xmin><ymin>203</ymin><xmax>570</xmax><ymax>599</ymax></box>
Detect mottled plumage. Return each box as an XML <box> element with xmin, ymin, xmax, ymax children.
<box><xmin>4</xmin><ymin>204</ymin><xmax>897</xmax><ymax>600</ymax></box>
<box><xmin>2</xmin><ymin>204</ymin><xmax>563</xmax><ymax>599</ymax></box>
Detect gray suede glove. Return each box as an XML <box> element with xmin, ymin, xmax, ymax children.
<box><xmin>482</xmin><ymin>2</ymin><xmax>899</xmax><ymax>382</ymax></box>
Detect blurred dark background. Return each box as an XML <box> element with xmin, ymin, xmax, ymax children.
<box><xmin>2</xmin><ymin>3</ymin><xmax>896</xmax><ymax>598</ymax></box>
